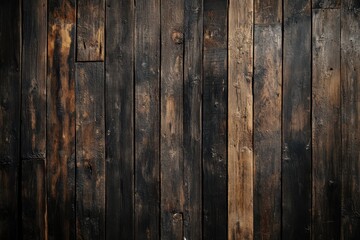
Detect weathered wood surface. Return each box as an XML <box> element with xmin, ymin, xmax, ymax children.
<box><xmin>75</xmin><ymin>62</ymin><xmax>105</xmax><ymax>240</ymax></box>
<box><xmin>254</xmin><ymin>25</ymin><xmax>282</xmax><ymax>240</ymax></box>
<box><xmin>313</xmin><ymin>0</ymin><xmax>341</xmax><ymax>9</ymax></box>
<box><xmin>0</xmin><ymin>1</ymin><xmax>21</xmax><ymax>239</ymax></box>
<box><xmin>203</xmin><ymin>0</ymin><xmax>228</xmax><ymax>239</ymax></box>
<box><xmin>282</xmin><ymin>0</ymin><xmax>311</xmax><ymax>239</ymax></box>
<box><xmin>134</xmin><ymin>0</ymin><xmax>160</xmax><ymax>239</ymax></box>
<box><xmin>105</xmin><ymin>0</ymin><xmax>134</xmax><ymax>239</ymax></box>
<box><xmin>228</xmin><ymin>0</ymin><xmax>253</xmax><ymax>239</ymax></box>
<box><xmin>255</xmin><ymin>0</ymin><xmax>282</xmax><ymax>24</ymax></box>
<box><xmin>312</xmin><ymin>9</ymin><xmax>341</xmax><ymax>240</ymax></box>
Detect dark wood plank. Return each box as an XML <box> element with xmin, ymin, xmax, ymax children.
<box><xmin>75</xmin><ymin>62</ymin><xmax>105</xmax><ymax>239</ymax></box>
<box><xmin>134</xmin><ymin>0</ymin><xmax>161</xmax><ymax>239</ymax></box>
<box><xmin>203</xmin><ymin>0</ymin><xmax>228</xmax><ymax>238</ymax></box>
<box><xmin>255</xmin><ymin>0</ymin><xmax>282</xmax><ymax>25</ymax></box>
<box><xmin>254</xmin><ymin>25</ymin><xmax>282</xmax><ymax>240</ymax></box>
<box><xmin>312</xmin><ymin>9</ymin><xmax>341</xmax><ymax>240</ymax></box>
<box><xmin>21</xmin><ymin>0</ymin><xmax>47</xmax><ymax>238</ymax></box>
<box><xmin>76</xmin><ymin>0</ymin><xmax>105</xmax><ymax>61</ymax></box>
<box><xmin>282</xmin><ymin>0</ymin><xmax>311</xmax><ymax>239</ymax></box>
<box><xmin>341</xmin><ymin>1</ymin><xmax>360</xmax><ymax>239</ymax></box>
<box><xmin>105</xmin><ymin>0</ymin><xmax>134</xmax><ymax>239</ymax></box>
<box><xmin>184</xmin><ymin>0</ymin><xmax>203</xmax><ymax>239</ymax></box>
<box><xmin>228</xmin><ymin>0</ymin><xmax>253</xmax><ymax>239</ymax></box>
<box><xmin>160</xmin><ymin>0</ymin><xmax>185</xmax><ymax>239</ymax></box>
<box><xmin>0</xmin><ymin>1</ymin><xmax>21</xmax><ymax>239</ymax></box>
<box><xmin>313</xmin><ymin>0</ymin><xmax>340</xmax><ymax>9</ymax></box>
<box><xmin>47</xmin><ymin>1</ymin><xmax>76</xmax><ymax>239</ymax></box>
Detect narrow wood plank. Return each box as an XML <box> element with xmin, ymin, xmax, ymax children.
<box><xmin>75</xmin><ymin>62</ymin><xmax>105</xmax><ymax>239</ymax></box>
<box><xmin>105</xmin><ymin>0</ymin><xmax>134</xmax><ymax>239</ymax></box>
<box><xmin>203</xmin><ymin>0</ymin><xmax>228</xmax><ymax>238</ymax></box>
<box><xmin>341</xmin><ymin>1</ymin><xmax>360</xmax><ymax>239</ymax></box>
<box><xmin>47</xmin><ymin>1</ymin><xmax>76</xmax><ymax>239</ymax></box>
<box><xmin>184</xmin><ymin>0</ymin><xmax>203</xmax><ymax>239</ymax></box>
<box><xmin>228</xmin><ymin>0</ymin><xmax>253</xmax><ymax>239</ymax></box>
<box><xmin>76</xmin><ymin>0</ymin><xmax>105</xmax><ymax>61</ymax></box>
<box><xmin>313</xmin><ymin>0</ymin><xmax>341</xmax><ymax>9</ymax></box>
<box><xmin>282</xmin><ymin>0</ymin><xmax>311</xmax><ymax>239</ymax></box>
<box><xmin>160</xmin><ymin>0</ymin><xmax>185</xmax><ymax>239</ymax></box>
<box><xmin>255</xmin><ymin>0</ymin><xmax>282</xmax><ymax>25</ymax></box>
<box><xmin>134</xmin><ymin>0</ymin><xmax>161</xmax><ymax>239</ymax></box>
<box><xmin>21</xmin><ymin>0</ymin><xmax>47</xmax><ymax>238</ymax></box>
<box><xmin>312</xmin><ymin>9</ymin><xmax>341</xmax><ymax>240</ymax></box>
<box><xmin>254</xmin><ymin>25</ymin><xmax>282</xmax><ymax>240</ymax></box>
<box><xmin>0</xmin><ymin>1</ymin><xmax>21</xmax><ymax>239</ymax></box>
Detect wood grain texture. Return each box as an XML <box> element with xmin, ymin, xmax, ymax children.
<box><xmin>313</xmin><ymin>0</ymin><xmax>341</xmax><ymax>9</ymax></box>
<box><xmin>160</xmin><ymin>0</ymin><xmax>185</xmax><ymax>239</ymax></box>
<box><xmin>75</xmin><ymin>62</ymin><xmax>105</xmax><ymax>240</ymax></box>
<box><xmin>341</xmin><ymin>1</ymin><xmax>360</xmax><ymax>239</ymax></box>
<box><xmin>255</xmin><ymin>0</ymin><xmax>282</xmax><ymax>24</ymax></box>
<box><xmin>203</xmin><ymin>0</ymin><xmax>228</xmax><ymax>239</ymax></box>
<box><xmin>105</xmin><ymin>0</ymin><xmax>134</xmax><ymax>239</ymax></box>
<box><xmin>184</xmin><ymin>0</ymin><xmax>203</xmax><ymax>239</ymax></box>
<box><xmin>134</xmin><ymin>0</ymin><xmax>160</xmax><ymax>238</ymax></box>
<box><xmin>77</xmin><ymin>0</ymin><xmax>105</xmax><ymax>61</ymax></box>
<box><xmin>312</xmin><ymin>9</ymin><xmax>341</xmax><ymax>240</ymax></box>
<box><xmin>228</xmin><ymin>0</ymin><xmax>253</xmax><ymax>239</ymax></box>
<box><xmin>47</xmin><ymin>1</ymin><xmax>76</xmax><ymax>239</ymax></box>
<box><xmin>282</xmin><ymin>0</ymin><xmax>311</xmax><ymax>239</ymax></box>
<box><xmin>254</xmin><ymin>25</ymin><xmax>282</xmax><ymax>240</ymax></box>
<box><xmin>0</xmin><ymin>1</ymin><xmax>21</xmax><ymax>239</ymax></box>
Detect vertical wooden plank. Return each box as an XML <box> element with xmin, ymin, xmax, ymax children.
<box><xmin>312</xmin><ymin>9</ymin><xmax>341</xmax><ymax>240</ymax></box>
<box><xmin>253</xmin><ymin>25</ymin><xmax>282</xmax><ymax>240</ymax></box>
<box><xmin>76</xmin><ymin>0</ymin><xmax>105</xmax><ymax>61</ymax></box>
<box><xmin>203</xmin><ymin>0</ymin><xmax>228</xmax><ymax>238</ymax></box>
<box><xmin>228</xmin><ymin>0</ymin><xmax>253</xmax><ymax>239</ymax></box>
<box><xmin>255</xmin><ymin>0</ymin><xmax>282</xmax><ymax>25</ymax></box>
<box><xmin>341</xmin><ymin>1</ymin><xmax>360</xmax><ymax>239</ymax></box>
<box><xmin>0</xmin><ymin>1</ymin><xmax>21</xmax><ymax>239</ymax></box>
<box><xmin>282</xmin><ymin>0</ymin><xmax>311</xmax><ymax>239</ymax></box>
<box><xmin>21</xmin><ymin>0</ymin><xmax>47</xmax><ymax>239</ymax></box>
<box><xmin>313</xmin><ymin>0</ymin><xmax>340</xmax><ymax>9</ymax></box>
<box><xmin>47</xmin><ymin>1</ymin><xmax>76</xmax><ymax>239</ymax></box>
<box><xmin>184</xmin><ymin>0</ymin><xmax>203</xmax><ymax>239</ymax></box>
<box><xmin>75</xmin><ymin>62</ymin><xmax>105</xmax><ymax>239</ymax></box>
<box><xmin>160</xmin><ymin>0</ymin><xmax>184</xmax><ymax>239</ymax></box>
<box><xmin>134</xmin><ymin>0</ymin><xmax>160</xmax><ymax>239</ymax></box>
<box><xmin>105</xmin><ymin>0</ymin><xmax>134</xmax><ymax>239</ymax></box>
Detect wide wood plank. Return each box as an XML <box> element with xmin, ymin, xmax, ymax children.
<box><xmin>75</xmin><ymin>62</ymin><xmax>105</xmax><ymax>239</ymax></box>
<box><xmin>47</xmin><ymin>1</ymin><xmax>76</xmax><ymax>239</ymax></box>
<box><xmin>282</xmin><ymin>0</ymin><xmax>311</xmax><ymax>239</ymax></box>
<box><xmin>228</xmin><ymin>0</ymin><xmax>253</xmax><ymax>239</ymax></box>
<box><xmin>341</xmin><ymin>1</ymin><xmax>360</xmax><ymax>239</ymax></box>
<box><xmin>255</xmin><ymin>0</ymin><xmax>282</xmax><ymax>25</ymax></box>
<box><xmin>312</xmin><ymin>9</ymin><xmax>341</xmax><ymax>240</ymax></box>
<box><xmin>21</xmin><ymin>0</ymin><xmax>47</xmax><ymax>238</ymax></box>
<box><xmin>184</xmin><ymin>0</ymin><xmax>203</xmax><ymax>239</ymax></box>
<box><xmin>254</xmin><ymin>25</ymin><xmax>282</xmax><ymax>240</ymax></box>
<box><xmin>77</xmin><ymin>0</ymin><xmax>105</xmax><ymax>61</ymax></box>
<box><xmin>160</xmin><ymin>0</ymin><xmax>185</xmax><ymax>239</ymax></box>
<box><xmin>0</xmin><ymin>1</ymin><xmax>21</xmax><ymax>239</ymax></box>
<box><xmin>105</xmin><ymin>0</ymin><xmax>134</xmax><ymax>239</ymax></box>
<box><xmin>134</xmin><ymin>0</ymin><xmax>160</xmax><ymax>238</ymax></box>
<box><xmin>203</xmin><ymin>0</ymin><xmax>228</xmax><ymax>238</ymax></box>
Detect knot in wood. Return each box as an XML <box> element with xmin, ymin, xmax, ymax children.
<box><xmin>171</xmin><ymin>31</ymin><xmax>183</xmax><ymax>44</ymax></box>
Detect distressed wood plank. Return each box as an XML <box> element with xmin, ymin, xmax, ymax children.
<box><xmin>0</xmin><ymin>1</ymin><xmax>21</xmax><ymax>239</ymax></box>
<box><xmin>255</xmin><ymin>0</ymin><xmax>282</xmax><ymax>25</ymax></box>
<box><xmin>77</xmin><ymin>0</ymin><xmax>105</xmax><ymax>61</ymax></box>
<box><xmin>341</xmin><ymin>1</ymin><xmax>360</xmax><ymax>239</ymax></box>
<box><xmin>282</xmin><ymin>0</ymin><xmax>311</xmax><ymax>239</ymax></box>
<box><xmin>254</xmin><ymin>25</ymin><xmax>282</xmax><ymax>240</ymax></box>
<box><xmin>75</xmin><ymin>62</ymin><xmax>105</xmax><ymax>239</ymax></box>
<box><xmin>47</xmin><ymin>1</ymin><xmax>76</xmax><ymax>239</ymax></box>
<box><xmin>312</xmin><ymin>9</ymin><xmax>341</xmax><ymax>240</ymax></box>
<box><xmin>160</xmin><ymin>0</ymin><xmax>185</xmax><ymax>239</ymax></box>
<box><xmin>134</xmin><ymin>0</ymin><xmax>160</xmax><ymax>238</ymax></box>
<box><xmin>203</xmin><ymin>0</ymin><xmax>228</xmax><ymax>238</ymax></box>
<box><xmin>184</xmin><ymin>0</ymin><xmax>203</xmax><ymax>239</ymax></box>
<box><xmin>313</xmin><ymin>0</ymin><xmax>341</xmax><ymax>9</ymax></box>
<box><xmin>228</xmin><ymin>0</ymin><xmax>253</xmax><ymax>239</ymax></box>
<box><xmin>105</xmin><ymin>0</ymin><xmax>134</xmax><ymax>239</ymax></box>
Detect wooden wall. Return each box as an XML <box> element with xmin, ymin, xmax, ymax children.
<box><xmin>0</xmin><ymin>0</ymin><xmax>359</xmax><ymax>239</ymax></box>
